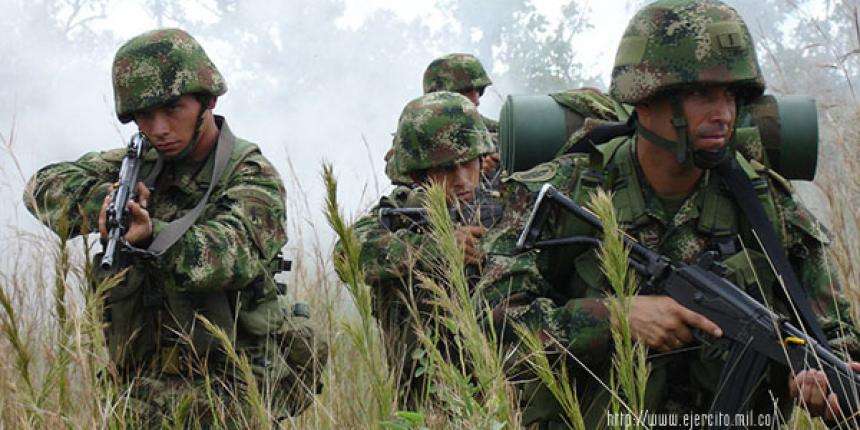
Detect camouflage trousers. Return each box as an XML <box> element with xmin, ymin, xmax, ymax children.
<box><xmin>115</xmin><ymin>313</ymin><xmax>328</xmax><ymax>429</ymax></box>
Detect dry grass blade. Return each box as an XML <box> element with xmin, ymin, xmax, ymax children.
<box><xmin>589</xmin><ymin>189</ymin><xmax>650</xmax><ymax>428</ymax></box>
<box><xmin>513</xmin><ymin>324</ymin><xmax>585</xmax><ymax>429</ymax></box>
<box><xmin>196</xmin><ymin>314</ymin><xmax>271</xmax><ymax>430</ymax></box>
<box><xmin>321</xmin><ymin>162</ymin><xmax>396</xmax><ymax>427</ymax></box>
<box><xmin>415</xmin><ymin>182</ymin><xmax>518</xmax><ymax>427</ymax></box>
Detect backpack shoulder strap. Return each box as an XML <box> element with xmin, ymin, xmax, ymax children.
<box><xmin>716</xmin><ymin>157</ymin><xmax>829</xmax><ymax>345</ymax></box>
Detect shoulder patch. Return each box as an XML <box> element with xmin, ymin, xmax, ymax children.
<box><xmin>748</xmin><ymin>157</ymin><xmax>794</xmax><ymax>195</ymax></box>
<box><xmin>507</xmin><ymin>162</ymin><xmax>557</xmax><ymax>183</ymax></box>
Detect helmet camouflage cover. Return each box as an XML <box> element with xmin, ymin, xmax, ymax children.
<box><xmin>387</xmin><ymin>92</ymin><xmax>494</xmax><ymax>179</ymax></box>
<box><xmin>112</xmin><ymin>28</ymin><xmax>227</xmax><ymax>123</ymax></box>
<box><xmin>609</xmin><ymin>0</ymin><xmax>765</xmax><ymax>105</ymax></box>
<box><xmin>423</xmin><ymin>53</ymin><xmax>492</xmax><ymax>94</ymax></box>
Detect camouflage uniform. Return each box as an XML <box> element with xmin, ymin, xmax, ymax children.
<box><xmin>340</xmin><ymin>92</ymin><xmax>495</xmax><ymax>406</ymax></box>
<box><xmin>478</xmin><ymin>1</ymin><xmax>860</xmax><ymax>427</ymax></box>
<box><xmin>422</xmin><ymin>53</ymin><xmax>500</xmax><ymax>189</ymax></box>
<box><xmin>24</xmin><ymin>29</ymin><xmax>325</xmax><ymax>427</ymax></box>
<box><xmin>422</xmin><ymin>53</ymin><xmax>492</xmax><ymax>96</ymax></box>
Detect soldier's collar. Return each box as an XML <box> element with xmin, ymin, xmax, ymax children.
<box><xmin>163</xmin><ymin>116</ymin><xmax>232</xmax><ymax>191</ymax></box>
<box><xmin>626</xmin><ymin>140</ymin><xmax>711</xmax><ymax>227</ymax></box>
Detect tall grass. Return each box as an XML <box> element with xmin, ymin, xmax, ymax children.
<box><xmin>1</xmin><ymin>158</ymin><xmax>857</xmax><ymax>429</ymax></box>
<box><xmin>409</xmin><ymin>181</ymin><xmax>518</xmax><ymax>427</ymax></box>
<box><xmin>590</xmin><ymin>190</ymin><xmax>650</xmax><ymax>428</ymax></box>
<box><xmin>2</xmin><ymin>2</ymin><xmax>860</xmax><ymax>425</ymax></box>
<box><xmin>322</xmin><ymin>162</ymin><xmax>397</xmax><ymax>427</ymax></box>
<box><xmin>512</xmin><ymin>325</ymin><xmax>585</xmax><ymax>429</ymax></box>
<box><xmin>321</xmin><ymin>167</ymin><xmax>519</xmax><ymax>428</ymax></box>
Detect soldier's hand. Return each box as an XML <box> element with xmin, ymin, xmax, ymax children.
<box><xmin>124</xmin><ymin>182</ymin><xmax>152</xmax><ymax>245</ymax></box>
<box><xmin>482</xmin><ymin>152</ymin><xmax>500</xmax><ymax>175</ymax></box>
<box><xmin>98</xmin><ymin>182</ymin><xmax>153</xmax><ymax>245</ymax></box>
<box><xmin>98</xmin><ymin>184</ymin><xmax>114</xmax><ymax>240</ymax></box>
<box><xmin>620</xmin><ymin>296</ymin><xmax>722</xmax><ymax>352</ymax></box>
<box><xmin>455</xmin><ymin>225</ymin><xmax>486</xmax><ymax>265</ymax></box>
<box><xmin>790</xmin><ymin>362</ymin><xmax>860</xmax><ymax>421</ymax></box>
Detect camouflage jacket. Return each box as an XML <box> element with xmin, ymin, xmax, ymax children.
<box><xmin>24</xmin><ymin>116</ymin><xmax>291</xmax><ymax>373</ymax></box>
<box><xmin>482</xmin><ymin>114</ymin><xmax>499</xmax><ymax>145</ymax></box>
<box><xmin>350</xmin><ymin>186</ymin><xmax>438</xmax><ymax>288</ymax></box>
<box><xmin>341</xmin><ymin>185</ymin><xmax>500</xmax><ymax>404</ymax></box>
<box><xmin>350</xmin><ymin>185</ymin><xmax>499</xmax><ymax>289</ymax></box>
<box><xmin>25</xmin><ymin>116</ymin><xmax>286</xmax><ymax>293</ymax></box>
<box><xmin>478</xmin><ymin>135</ymin><xmax>858</xmax><ymax>425</ymax></box>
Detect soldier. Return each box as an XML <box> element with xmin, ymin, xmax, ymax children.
<box><xmin>478</xmin><ymin>0</ymin><xmax>860</xmax><ymax>427</ymax></box>
<box><xmin>341</xmin><ymin>91</ymin><xmax>496</xmax><ymax>407</ymax></box>
<box><xmin>422</xmin><ymin>53</ymin><xmax>502</xmax><ymax>187</ymax></box>
<box><xmin>24</xmin><ymin>29</ymin><xmax>325</xmax><ymax>427</ymax></box>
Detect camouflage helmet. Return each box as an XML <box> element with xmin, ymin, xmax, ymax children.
<box><xmin>609</xmin><ymin>0</ymin><xmax>765</xmax><ymax>105</ymax></box>
<box><xmin>423</xmin><ymin>53</ymin><xmax>492</xmax><ymax>94</ymax></box>
<box><xmin>387</xmin><ymin>92</ymin><xmax>494</xmax><ymax>179</ymax></box>
<box><xmin>112</xmin><ymin>28</ymin><xmax>227</xmax><ymax>123</ymax></box>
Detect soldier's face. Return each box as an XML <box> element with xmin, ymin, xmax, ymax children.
<box><xmin>133</xmin><ymin>95</ymin><xmax>204</xmax><ymax>158</ymax></box>
<box><xmin>425</xmin><ymin>158</ymin><xmax>481</xmax><ymax>203</ymax></box>
<box><xmin>459</xmin><ymin>88</ymin><xmax>481</xmax><ymax>106</ymax></box>
<box><xmin>638</xmin><ymin>85</ymin><xmax>737</xmax><ymax>153</ymax></box>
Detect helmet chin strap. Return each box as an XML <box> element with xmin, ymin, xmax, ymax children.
<box><xmin>167</xmin><ymin>103</ymin><xmax>208</xmax><ymax>161</ymax></box>
<box><xmin>634</xmin><ymin>95</ymin><xmax>732</xmax><ymax>170</ymax></box>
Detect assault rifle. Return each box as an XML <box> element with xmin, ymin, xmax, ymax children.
<box><xmin>378</xmin><ymin>202</ymin><xmax>503</xmax><ymax>233</ymax></box>
<box><xmin>100</xmin><ymin>133</ymin><xmax>150</xmax><ymax>270</ymax></box>
<box><xmin>517</xmin><ymin>184</ymin><xmax>860</xmax><ymax>426</ymax></box>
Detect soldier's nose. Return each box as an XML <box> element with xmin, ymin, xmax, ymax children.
<box><xmin>148</xmin><ymin>113</ymin><xmax>171</xmax><ymax>138</ymax></box>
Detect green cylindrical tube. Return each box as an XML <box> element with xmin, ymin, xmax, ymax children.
<box><xmin>742</xmin><ymin>95</ymin><xmax>819</xmax><ymax>180</ymax></box>
<box><xmin>499</xmin><ymin>95</ymin><xmax>573</xmax><ymax>174</ymax></box>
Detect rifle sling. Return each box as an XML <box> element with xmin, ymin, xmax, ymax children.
<box><xmin>142</xmin><ymin>151</ymin><xmax>164</xmax><ymax>190</ymax></box>
<box><xmin>146</xmin><ymin>121</ymin><xmax>235</xmax><ymax>255</ymax></box>
<box><xmin>715</xmin><ymin>158</ymin><xmax>829</xmax><ymax>346</ymax></box>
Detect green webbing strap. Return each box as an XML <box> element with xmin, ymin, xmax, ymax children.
<box><xmin>146</xmin><ymin>120</ymin><xmax>235</xmax><ymax>255</ymax></box>
<box><xmin>142</xmin><ymin>152</ymin><xmax>164</xmax><ymax>189</ymax></box>
<box><xmin>669</xmin><ymin>95</ymin><xmax>690</xmax><ymax>164</ymax></box>
<box><xmin>716</xmin><ymin>157</ymin><xmax>829</xmax><ymax>345</ymax></box>
<box><xmin>634</xmin><ymin>101</ymin><xmax>689</xmax><ymax>165</ymax></box>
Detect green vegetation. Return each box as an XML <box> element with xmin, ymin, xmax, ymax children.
<box><xmin>0</xmin><ymin>159</ymin><xmax>852</xmax><ymax>428</ymax></box>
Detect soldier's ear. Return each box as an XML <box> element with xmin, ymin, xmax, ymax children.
<box><xmin>207</xmin><ymin>96</ymin><xmax>217</xmax><ymax>110</ymax></box>
<box><xmin>634</xmin><ymin>104</ymin><xmax>652</xmax><ymax>126</ymax></box>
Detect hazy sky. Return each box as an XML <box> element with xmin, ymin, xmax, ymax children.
<box><xmin>0</xmin><ymin>0</ymin><xmax>641</xmax><ymax>266</ymax></box>
<box><xmin>0</xmin><ymin>0</ymin><xmax>839</xmax><ymax>274</ymax></box>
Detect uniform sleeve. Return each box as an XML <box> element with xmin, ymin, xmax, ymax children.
<box><xmin>24</xmin><ymin>150</ymin><xmax>124</xmax><ymax>238</ymax></box>
<box><xmin>782</xmin><ymin>195</ymin><xmax>860</xmax><ymax>359</ymax></box>
<box><xmin>344</xmin><ymin>208</ymin><xmax>439</xmax><ymax>286</ymax></box>
<box><xmin>152</xmin><ymin>152</ymin><xmax>287</xmax><ymax>293</ymax></box>
<box><xmin>478</xmin><ymin>177</ymin><xmax>612</xmax><ymax>368</ymax></box>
